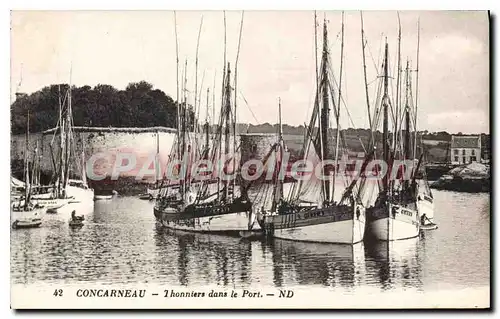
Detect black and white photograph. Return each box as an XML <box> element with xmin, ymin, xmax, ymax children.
<box><xmin>9</xmin><ymin>9</ymin><xmax>490</xmax><ymax>309</ymax></box>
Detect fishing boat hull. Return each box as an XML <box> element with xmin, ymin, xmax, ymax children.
<box><xmin>262</xmin><ymin>204</ymin><xmax>365</xmax><ymax>244</ymax></box>
<box><xmin>30</xmin><ymin>197</ymin><xmax>72</xmax><ymax>210</ymax></box>
<box><xmin>366</xmin><ymin>202</ymin><xmax>420</xmax><ymax>241</ymax></box>
<box><xmin>154</xmin><ymin>200</ymin><xmax>259</xmax><ymax>234</ymax></box>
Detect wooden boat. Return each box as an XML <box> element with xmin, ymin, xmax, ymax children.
<box><xmin>365</xmin><ymin>22</ymin><xmax>425</xmax><ymax>241</ymax></box>
<box><xmin>139</xmin><ymin>193</ymin><xmax>154</xmax><ymax>200</ymax></box>
<box><xmin>261</xmin><ymin>17</ymin><xmax>370</xmax><ymax>244</ymax></box>
<box><xmin>154</xmin><ymin>15</ymin><xmax>257</xmax><ymax>234</ymax></box>
<box><xmin>12</xmin><ymin>215</ymin><xmax>43</xmax><ymax>229</ymax></box>
<box><xmin>69</xmin><ymin>220</ymin><xmax>84</xmax><ymax>227</ymax></box>
<box><xmin>46</xmin><ymin>207</ymin><xmax>58</xmax><ymax>214</ymax></box>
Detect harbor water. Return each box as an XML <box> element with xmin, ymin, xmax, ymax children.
<box><xmin>11</xmin><ymin>189</ymin><xmax>490</xmax><ymax>292</ymax></box>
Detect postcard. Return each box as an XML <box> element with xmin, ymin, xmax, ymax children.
<box><xmin>10</xmin><ymin>10</ymin><xmax>490</xmax><ymax>309</ymax></box>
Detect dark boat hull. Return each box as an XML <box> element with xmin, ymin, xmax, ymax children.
<box><xmin>153</xmin><ymin>199</ymin><xmax>259</xmax><ymax>234</ymax></box>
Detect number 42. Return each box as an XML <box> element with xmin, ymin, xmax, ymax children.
<box><xmin>53</xmin><ymin>289</ymin><xmax>63</xmax><ymax>297</ymax></box>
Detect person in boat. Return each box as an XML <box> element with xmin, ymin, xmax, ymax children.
<box><xmin>420</xmin><ymin>213</ymin><xmax>431</xmax><ymax>225</ymax></box>
<box><xmin>71</xmin><ymin>210</ymin><xmax>83</xmax><ymax>222</ymax></box>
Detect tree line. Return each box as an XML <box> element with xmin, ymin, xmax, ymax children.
<box><xmin>11</xmin><ymin>81</ymin><xmax>193</xmax><ymax>135</ymax></box>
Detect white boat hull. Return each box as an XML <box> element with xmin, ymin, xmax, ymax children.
<box><xmin>158</xmin><ymin>211</ymin><xmax>261</xmax><ymax>233</ymax></box>
<box><xmin>30</xmin><ymin>197</ymin><xmax>71</xmax><ymax>209</ymax></box>
<box><xmin>367</xmin><ymin>203</ymin><xmax>420</xmax><ymax>241</ymax></box>
<box><xmin>263</xmin><ymin>204</ymin><xmax>365</xmax><ymax>244</ymax></box>
<box><xmin>272</xmin><ymin>218</ymin><xmax>365</xmax><ymax>244</ymax></box>
<box><xmin>94</xmin><ymin>195</ymin><xmax>113</xmax><ymax>200</ymax></box>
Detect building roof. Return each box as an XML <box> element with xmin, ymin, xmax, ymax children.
<box><xmin>451</xmin><ymin>135</ymin><xmax>481</xmax><ymax>149</ymax></box>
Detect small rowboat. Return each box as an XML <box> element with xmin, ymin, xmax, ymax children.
<box><xmin>421</xmin><ymin>222</ymin><xmax>438</xmax><ymax>231</ymax></box>
<box><xmin>69</xmin><ymin>216</ymin><xmax>85</xmax><ymax>227</ymax></box>
<box><xmin>46</xmin><ymin>207</ymin><xmax>58</xmax><ymax>214</ymax></box>
<box><xmin>12</xmin><ymin>218</ymin><xmax>42</xmax><ymax>229</ymax></box>
<box><xmin>94</xmin><ymin>195</ymin><xmax>113</xmax><ymax>201</ymax></box>
<box><xmin>69</xmin><ymin>220</ymin><xmax>84</xmax><ymax>227</ymax></box>
<box><xmin>139</xmin><ymin>193</ymin><xmax>154</xmax><ymax>200</ymax></box>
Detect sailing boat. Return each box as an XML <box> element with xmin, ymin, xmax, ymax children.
<box><xmin>413</xmin><ymin>21</ymin><xmax>435</xmax><ymax>229</ymax></box>
<box><xmin>365</xmin><ymin>43</ymin><xmax>421</xmax><ymax>241</ymax></box>
<box><xmin>365</xmin><ymin>15</ymin><xmax>435</xmax><ymax>239</ymax></box>
<box><xmin>31</xmin><ymin>83</ymin><xmax>94</xmax><ymax>214</ymax></box>
<box><xmin>260</xmin><ymin>16</ymin><xmax>370</xmax><ymax>244</ymax></box>
<box><xmin>11</xmin><ymin>111</ymin><xmax>44</xmax><ymax>229</ymax></box>
<box><xmin>154</xmin><ymin>63</ymin><xmax>256</xmax><ymax>233</ymax></box>
<box><xmin>154</xmin><ymin>12</ymin><xmax>256</xmax><ymax>233</ymax></box>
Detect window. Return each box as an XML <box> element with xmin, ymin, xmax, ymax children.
<box><xmin>454</xmin><ymin>156</ymin><xmax>459</xmax><ymax>162</ymax></box>
<box><xmin>462</xmin><ymin>149</ymin><xmax>466</xmax><ymax>155</ymax></box>
<box><xmin>471</xmin><ymin>149</ymin><xmax>476</xmax><ymax>156</ymax></box>
<box><xmin>471</xmin><ymin>156</ymin><xmax>477</xmax><ymax>162</ymax></box>
<box><xmin>463</xmin><ymin>156</ymin><xmax>466</xmax><ymax>163</ymax></box>
<box><xmin>454</xmin><ymin>149</ymin><xmax>459</xmax><ymax>155</ymax></box>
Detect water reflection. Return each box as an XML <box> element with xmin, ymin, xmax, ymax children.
<box><xmin>11</xmin><ymin>191</ymin><xmax>489</xmax><ymax>291</ymax></box>
<box><xmin>364</xmin><ymin>238</ymin><xmax>422</xmax><ymax>290</ymax></box>
<box><xmin>153</xmin><ymin>228</ymin><xmax>255</xmax><ymax>287</ymax></box>
<box><xmin>269</xmin><ymin>239</ymin><xmax>365</xmax><ymax>289</ymax></box>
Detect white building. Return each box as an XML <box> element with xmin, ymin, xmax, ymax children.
<box><xmin>450</xmin><ymin>135</ymin><xmax>481</xmax><ymax>165</ymax></box>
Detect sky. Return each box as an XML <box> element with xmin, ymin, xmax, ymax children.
<box><xmin>10</xmin><ymin>10</ymin><xmax>489</xmax><ymax>134</ymax></box>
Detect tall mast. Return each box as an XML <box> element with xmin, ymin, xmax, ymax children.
<box><xmin>223</xmin><ymin>64</ymin><xmax>231</xmax><ymax>202</ymax></box>
<box><xmin>360</xmin><ymin>12</ymin><xmax>374</xmax><ymax>146</ymax></box>
<box><xmin>204</xmin><ymin>88</ymin><xmax>210</xmax><ymax>157</ymax></box>
<box><xmin>232</xmin><ymin>11</ymin><xmax>244</xmax><ymax>200</ymax></box>
<box><xmin>404</xmin><ymin>60</ymin><xmax>411</xmax><ymax>190</ymax></box>
<box><xmin>382</xmin><ymin>41</ymin><xmax>390</xmax><ymax>194</ymax></box>
<box><xmin>217</xmin><ymin>12</ymin><xmax>228</xmax><ymax>203</ymax></box>
<box><xmin>413</xmin><ymin>18</ymin><xmax>421</xmax><ymax>160</ymax></box>
<box><xmin>404</xmin><ymin>60</ymin><xmax>411</xmax><ymax>161</ymax></box>
<box><xmin>58</xmin><ymin>84</ymin><xmax>64</xmax><ymax>196</ymax></box>
<box><xmin>394</xmin><ymin>12</ymin><xmax>402</xmax><ymax>153</ymax></box>
<box><xmin>223</xmin><ymin>64</ymin><xmax>231</xmax><ymax>156</ymax></box>
<box><xmin>194</xmin><ymin>15</ymin><xmax>204</xmax><ymax>161</ymax></box>
<box><xmin>31</xmin><ymin>141</ymin><xmax>38</xmax><ymax>186</ymax></box>
<box><xmin>271</xmin><ymin>97</ymin><xmax>284</xmax><ymax>212</ymax></box>
<box><xmin>173</xmin><ymin>12</ymin><xmax>181</xmax><ymax>162</ymax></box>
<box><xmin>63</xmin><ymin>78</ymin><xmax>72</xmax><ymax>191</ymax></box>
<box><xmin>332</xmin><ymin>11</ymin><xmax>344</xmax><ymax>201</ymax></box>
<box><xmin>320</xmin><ymin>19</ymin><xmax>330</xmax><ymax>202</ymax></box>
<box><xmin>24</xmin><ymin>110</ymin><xmax>30</xmax><ymax>209</ymax></box>
<box><xmin>156</xmin><ymin>130</ymin><xmax>160</xmax><ymax>187</ymax></box>
<box><xmin>212</xmin><ymin>72</ymin><xmax>216</xmax><ymax>130</ymax></box>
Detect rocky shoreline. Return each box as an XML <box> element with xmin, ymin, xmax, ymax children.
<box><xmin>430</xmin><ymin>162</ymin><xmax>490</xmax><ymax>193</ymax></box>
